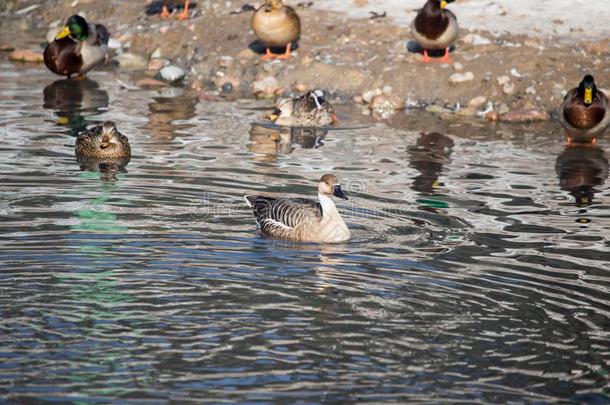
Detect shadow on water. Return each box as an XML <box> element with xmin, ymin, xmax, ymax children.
<box><xmin>248</xmin><ymin>123</ymin><xmax>327</xmax><ymax>162</ymax></box>
<box><xmin>408</xmin><ymin>132</ymin><xmax>454</xmax><ymax>194</ymax></box>
<box><xmin>555</xmin><ymin>144</ymin><xmax>608</xmax><ymax>207</ymax></box>
<box><xmin>43</xmin><ymin>78</ymin><xmax>109</xmax><ymax>135</ymax></box>
<box><xmin>146</xmin><ymin>87</ymin><xmax>198</xmax><ymax>142</ymax></box>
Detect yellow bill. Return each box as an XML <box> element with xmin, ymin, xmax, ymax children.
<box><xmin>55</xmin><ymin>26</ymin><xmax>71</xmax><ymax>40</ymax></box>
<box><xmin>584</xmin><ymin>87</ymin><xmax>593</xmax><ymax>104</ymax></box>
<box><xmin>440</xmin><ymin>0</ymin><xmax>448</xmax><ymax>9</ymax></box>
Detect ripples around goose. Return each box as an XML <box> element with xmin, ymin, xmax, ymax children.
<box><xmin>0</xmin><ymin>62</ymin><xmax>609</xmax><ymax>403</ymax></box>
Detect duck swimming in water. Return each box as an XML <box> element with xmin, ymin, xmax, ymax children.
<box><xmin>560</xmin><ymin>74</ymin><xmax>609</xmax><ymax>145</ymax></box>
<box><xmin>44</xmin><ymin>15</ymin><xmax>109</xmax><ymax>78</ymax></box>
<box><xmin>411</xmin><ymin>0</ymin><xmax>458</xmax><ymax>63</ymax></box>
<box><xmin>266</xmin><ymin>90</ymin><xmax>337</xmax><ymax>127</ymax></box>
<box><xmin>245</xmin><ymin>174</ymin><xmax>351</xmax><ymax>243</ymax></box>
<box><xmin>75</xmin><ymin>121</ymin><xmax>131</xmax><ymax>160</ymax></box>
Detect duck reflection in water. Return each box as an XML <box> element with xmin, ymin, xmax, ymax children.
<box><xmin>248</xmin><ymin>123</ymin><xmax>327</xmax><ymax>162</ymax></box>
<box><xmin>43</xmin><ymin>78</ymin><xmax>109</xmax><ymax>134</ymax></box>
<box><xmin>146</xmin><ymin>88</ymin><xmax>198</xmax><ymax>142</ymax></box>
<box><xmin>555</xmin><ymin>145</ymin><xmax>608</xmax><ymax>207</ymax></box>
<box><xmin>407</xmin><ymin>132</ymin><xmax>454</xmax><ymax>193</ymax></box>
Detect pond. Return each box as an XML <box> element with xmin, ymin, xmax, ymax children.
<box><xmin>1</xmin><ymin>58</ymin><xmax>609</xmax><ymax>403</ymax></box>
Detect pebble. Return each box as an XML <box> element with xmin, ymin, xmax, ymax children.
<box><xmin>485</xmin><ymin>110</ymin><xmax>500</xmax><ymax>121</ymax></box>
<box><xmin>382</xmin><ymin>85</ymin><xmax>393</xmax><ymax>95</ymax></box>
<box><xmin>159</xmin><ymin>25</ymin><xmax>170</xmax><ymax>34</ymax></box>
<box><xmin>252</xmin><ymin>75</ymin><xmax>280</xmax><ymax>98</ymax></box>
<box><xmin>0</xmin><ymin>44</ymin><xmax>15</xmax><ymax>52</ymax></box>
<box><xmin>159</xmin><ymin>65</ymin><xmax>186</xmax><ymax>83</ymax></box>
<box><xmin>151</xmin><ymin>48</ymin><xmax>163</xmax><ymax>59</ymax></box>
<box><xmin>510</xmin><ymin>68</ymin><xmax>522</xmax><ymax>78</ymax></box>
<box><xmin>525</xmin><ymin>86</ymin><xmax>537</xmax><ymax>95</ymax></box>
<box><xmin>147</xmin><ymin>58</ymin><xmax>169</xmax><ymax>71</ymax></box>
<box><xmin>457</xmin><ymin>106</ymin><xmax>477</xmax><ymax>117</ymax></box>
<box><xmin>500</xmin><ymin>109</ymin><xmax>549</xmax><ymax>122</ymax></box>
<box><xmin>497</xmin><ymin>75</ymin><xmax>510</xmax><ymax>86</ymax></box>
<box><xmin>426</xmin><ymin>105</ymin><xmax>454</xmax><ymax>115</ymax></box>
<box><xmin>107</xmin><ymin>38</ymin><xmax>121</xmax><ymax>50</ymax></box>
<box><xmin>294</xmin><ymin>83</ymin><xmax>308</xmax><ymax>93</ymax></box>
<box><xmin>453</xmin><ymin>62</ymin><xmax>464</xmax><ymax>72</ymax></box>
<box><xmin>218</xmin><ymin>56</ymin><xmax>234</xmax><ymax>68</ymax></box>
<box><xmin>362</xmin><ymin>89</ymin><xmax>382</xmax><ymax>103</ymax></box>
<box><xmin>116</xmin><ymin>52</ymin><xmax>148</xmax><ymax>70</ymax></box>
<box><xmin>468</xmin><ymin>96</ymin><xmax>487</xmax><ymax>108</ymax></box>
<box><xmin>502</xmin><ymin>82</ymin><xmax>516</xmax><ymax>95</ymax></box>
<box><xmin>448</xmin><ymin>71</ymin><xmax>474</xmax><ymax>85</ymax></box>
<box><xmin>497</xmin><ymin>103</ymin><xmax>510</xmax><ymax>115</ymax></box>
<box><xmin>8</xmin><ymin>49</ymin><xmax>43</xmax><ymax>63</ymax></box>
<box><xmin>462</xmin><ymin>33</ymin><xmax>492</xmax><ymax>46</ymax></box>
<box><xmin>136</xmin><ymin>78</ymin><xmax>167</xmax><ymax>88</ymax></box>
<box><xmin>370</xmin><ymin>94</ymin><xmax>404</xmax><ymax>111</ymax></box>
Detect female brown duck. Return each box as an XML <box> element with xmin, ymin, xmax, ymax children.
<box><xmin>560</xmin><ymin>75</ymin><xmax>609</xmax><ymax>145</ymax></box>
<box><xmin>44</xmin><ymin>15</ymin><xmax>109</xmax><ymax>78</ymax></box>
<box><xmin>75</xmin><ymin>121</ymin><xmax>131</xmax><ymax>160</ymax></box>
<box><xmin>251</xmin><ymin>0</ymin><xmax>301</xmax><ymax>61</ymax></box>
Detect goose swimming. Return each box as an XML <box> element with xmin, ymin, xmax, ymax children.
<box><xmin>244</xmin><ymin>174</ymin><xmax>351</xmax><ymax>243</ymax></box>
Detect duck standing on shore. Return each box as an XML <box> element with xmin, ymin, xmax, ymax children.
<box><xmin>560</xmin><ymin>75</ymin><xmax>609</xmax><ymax>145</ymax></box>
<box><xmin>251</xmin><ymin>0</ymin><xmax>301</xmax><ymax>61</ymax></box>
<box><xmin>411</xmin><ymin>0</ymin><xmax>458</xmax><ymax>63</ymax></box>
<box><xmin>44</xmin><ymin>15</ymin><xmax>109</xmax><ymax>78</ymax></box>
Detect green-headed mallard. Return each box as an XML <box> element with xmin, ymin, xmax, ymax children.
<box><xmin>266</xmin><ymin>90</ymin><xmax>337</xmax><ymax>127</ymax></box>
<box><xmin>411</xmin><ymin>0</ymin><xmax>458</xmax><ymax>63</ymax></box>
<box><xmin>75</xmin><ymin>121</ymin><xmax>131</xmax><ymax>160</ymax></box>
<box><xmin>560</xmin><ymin>74</ymin><xmax>609</xmax><ymax>144</ymax></box>
<box><xmin>44</xmin><ymin>15</ymin><xmax>109</xmax><ymax>78</ymax></box>
<box><xmin>244</xmin><ymin>174</ymin><xmax>350</xmax><ymax>243</ymax></box>
<box><xmin>251</xmin><ymin>0</ymin><xmax>301</xmax><ymax>61</ymax></box>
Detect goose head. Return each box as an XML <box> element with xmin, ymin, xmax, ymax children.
<box><xmin>318</xmin><ymin>174</ymin><xmax>348</xmax><ymax>201</ymax></box>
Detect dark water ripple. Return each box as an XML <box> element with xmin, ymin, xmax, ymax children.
<box><xmin>0</xmin><ymin>62</ymin><xmax>609</xmax><ymax>403</ymax></box>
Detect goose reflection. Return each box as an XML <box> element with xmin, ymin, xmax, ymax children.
<box><xmin>146</xmin><ymin>88</ymin><xmax>198</xmax><ymax>142</ymax></box>
<box><xmin>43</xmin><ymin>78</ymin><xmax>109</xmax><ymax>134</ymax></box>
<box><xmin>248</xmin><ymin>123</ymin><xmax>327</xmax><ymax>162</ymax></box>
<box><xmin>407</xmin><ymin>132</ymin><xmax>454</xmax><ymax>193</ymax></box>
<box><xmin>555</xmin><ymin>145</ymin><xmax>608</xmax><ymax>207</ymax></box>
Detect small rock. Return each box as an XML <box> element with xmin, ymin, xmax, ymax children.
<box><xmin>510</xmin><ymin>68</ymin><xmax>522</xmax><ymax>78</ymax></box>
<box><xmin>370</xmin><ymin>94</ymin><xmax>404</xmax><ymax>120</ymax></box>
<box><xmin>159</xmin><ymin>65</ymin><xmax>186</xmax><ymax>83</ymax></box>
<box><xmin>382</xmin><ymin>85</ymin><xmax>393</xmax><ymax>95</ymax></box>
<box><xmin>500</xmin><ymin>109</ymin><xmax>549</xmax><ymax>122</ymax></box>
<box><xmin>453</xmin><ymin>62</ymin><xmax>464</xmax><ymax>72</ymax></box>
<box><xmin>116</xmin><ymin>52</ymin><xmax>148</xmax><ymax>70</ymax></box>
<box><xmin>353</xmin><ymin>95</ymin><xmax>364</xmax><ymax>104</ymax></box>
<box><xmin>294</xmin><ymin>83</ymin><xmax>308</xmax><ymax>93</ymax></box>
<box><xmin>468</xmin><ymin>96</ymin><xmax>487</xmax><ymax>108</ymax></box>
<box><xmin>362</xmin><ymin>89</ymin><xmax>382</xmax><ymax>103</ymax></box>
<box><xmin>218</xmin><ymin>56</ymin><xmax>234</xmax><ymax>68</ymax></box>
<box><xmin>426</xmin><ymin>105</ymin><xmax>453</xmax><ymax>115</ymax></box>
<box><xmin>147</xmin><ymin>58</ymin><xmax>169</xmax><ymax>71</ymax></box>
<box><xmin>159</xmin><ymin>25</ymin><xmax>170</xmax><ymax>34</ymax></box>
<box><xmin>151</xmin><ymin>48</ymin><xmax>163</xmax><ymax>59</ymax></box>
<box><xmin>448</xmin><ymin>71</ymin><xmax>474</xmax><ymax>85</ymax></box>
<box><xmin>0</xmin><ymin>44</ymin><xmax>15</xmax><ymax>52</ymax></box>
<box><xmin>497</xmin><ymin>75</ymin><xmax>510</xmax><ymax>86</ymax></box>
<box><xmin>457</xmin><ymin>106</ymin><xmax>477</xmax><ymax>117</ymax></box>
<box><xmin>8</xmin><ymin>49</ymin><xmax>43</xmax><ymax>63</ymax></box>
<box><xmin>252</xmin><ymin>75</ymin><xmax>280</xmax><ymax>98</ymax></box>
<box><xmin>462</xmin><ymin>33</ymin><xmax>492</xmax><ymax>46</ymax></box>
<box><xmin>485</xmin><ymin>110</ymin><xmax>500</xmax><ymax>121</ymax></box>
<box><xmin>136</xmin><ymin>78</ymin><xmax>167</xmax><ymax>88</ymax></box>
<box><xmin>221</xmin><ymin>82</ymin><xmax>234</xmax><ymax>94</ymax></box>
<box><xmin>497</xmin><ymin>103</ymin><xmax>510</xmax><ymax>115</ymax></box>
<box><xmin>108</xmin><ymin>38</ymin><xmax>121</xmax><ymax>50</ymax></box>
<box><xmin>502</xmin><ymin>82</ymin><xmax>516</xmax><ymax>95</ymax></box>
<box><xmin>525</xmin><ymin>86</ymin><xmax>536</xmax><ymax>95</ymax></box>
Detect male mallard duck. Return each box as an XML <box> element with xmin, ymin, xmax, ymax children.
<box><xmin>411</xmin><ymin>0</ymin><xmax>458</xmax><ymax>63</ymax></box>
<box><xmin>75</xmin><ymin>121</ymin><xmax>131</xmax><ymax>160</ymax></box>
<box><xmin>560</xmin><ymin>75</ymin><xmax>609</xmax><ymax>144</ymax></box>
<box><xmin>251</xmin><ymin>0</ymin><xmax>301</xmax><ymax>61</ymax></box>
<box><xmin>266</xmin><ymin>90</ymin><xmax>337</xmax><ymax>127</ymax></box>
<box><xmin>245</xmin><ymin>174</ymin><xmax>350</xmax><ymax>243</ymax></box>
<box><xmin>44</xmin><ymin>15</ymin><xmax>109</xmax><ymax>78</ymax></box>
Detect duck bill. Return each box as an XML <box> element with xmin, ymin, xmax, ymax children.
<box><xmin>440</xmin><ymin>0</ymin><xmax>448</xmax><ymax>9</ymax></box>
<box><xmin>55</xmin><ymin>26</ymin><xmax>71</xmax><ymax>40</ymax></box>
<box><xmin>333</xmin><ymin>185</ymin><xmax>348</xmax><ymax>201</ymax></box>
<box><xmin>265</xmin><ymin>108</ymin><xmax>281</xmax><ymax>122</ymax></box>
<box><xmin>584</xmin><ymin>87</ymin><xmax>593</xmax><ymax>105</ymax></box>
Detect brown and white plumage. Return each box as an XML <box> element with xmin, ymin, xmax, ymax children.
<box><xmin>75</xmin><ymin>121</ymin><xmax>131</xmax><ymax>161</ymax></box>
<box><xmin>267</xmin><ymin>90</ymin><xmax>337</xmax><ymax>127</ymax></box>
<box><xmin>411</xmin><ymin>0</ymin><xmax>458</xmax><ymax>63</ymax></box>
<box><xmin>560</xmin><ymin>75</ymin><xmax>609</xmax><ymax>143</ymax></box>
<box><xmin>244</xmin><ymin>174</ymin><xmax>350</xmax><ymax>243</ymax></box>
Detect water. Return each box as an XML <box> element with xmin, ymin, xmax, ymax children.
<box><xmin>1</xmin><ymin>58</ymin><xmax>609</xmax><ymax>403</ymax></box>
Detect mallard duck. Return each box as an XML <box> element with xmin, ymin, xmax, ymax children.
<box><xmin>411</xmin><ymin>0</ymin><xmax>458</xmax><ymax>63</ymax></box>
<box><xmin>266</xmin><ymin>90</ymin><xmax>337</xmax><ymax>127</ymax></box>
<box><xmin>560</xmin><ymin>75</ymin><xmax>609</xmax><ymax>144</ymax></box>
<box><xmin>44</xmin><ymin>15</ymin><xmax>109</xmax><ymax>78</ymax></box>
<box><xmin>75</xmin><ymin>121</ymin><xmax>131</xmax><ymax>160</ymax></box>
<box><xmin>245</xmin><ymin>174</ymin><xmax>350</xmax><ymax>243</ymax></box>
<box><xmin>251</xmin><ymin>0</ymin><xmax>301</xmax><ymax>61</ymax></box>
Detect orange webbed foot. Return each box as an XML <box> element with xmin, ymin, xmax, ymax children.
<box><xmin>275</xmin><ymin>43</ymin><xmax>292</xmax><ymax>60</ymax></box>
<box><xmin>177</xmin><ymin>0</ymin><xmax>190</xmax><ymax>19</ymax></box>
<box><xmin>422</xmin><ymin>50</ymin><xmax>432</xmax><ymax>63</ymax></box>
<box><xmin>439</xmin><ymin>47</ymin><xmax>452</xmax><ymax>64</ymax></box>
<box><xmin>161</xmin><ymin>6</ymin><xmax>171</xmax><ymax>18</ymax></box>
<box><xmin>261</xmin><ymin>48</ymin><xmax>275</xmax><ymax>62</ymax></box>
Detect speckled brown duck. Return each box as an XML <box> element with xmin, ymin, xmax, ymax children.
<box><xmin>560</xmin><ymin>75</ymin><xmax>609</xmax><ymax>144</ymax></box>
<box><xmin>411</xmin><ymin>0</ymin><xmax>458</xmax><ymax>63</ymax></box>
<box><xmin>251</xmin><ymin>0</ymin><xmax>301</xmax><ymax>61</ymax></box>
<box><xmin>44</xmin><ymin>15</ymin><xmax>109</xmax><ymax>78</ymax></box>
<box><xmin>75</xmin><ymin>121</ymin><xmax>131</xmax><ymax>161</ymax></box>
<box><xmin>266</xmin><ymin>90</ymin><xmax>336</xmax><ymax>127</ymax></box>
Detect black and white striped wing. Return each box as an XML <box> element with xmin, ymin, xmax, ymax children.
<box><xmin>245</xmin><ymin>196</ymin><xmax>322</xmax><ymax>235</ymax></box>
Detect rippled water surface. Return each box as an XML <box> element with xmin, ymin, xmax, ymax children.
<box><xmin>1</xmin><ymin>58</ymin><xmax>610</xmax><ymax>403</ymax></box>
